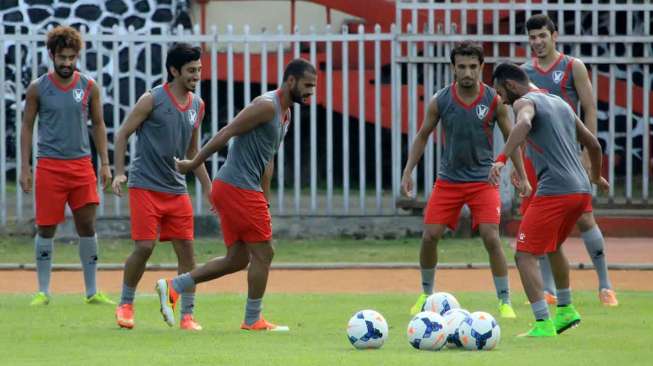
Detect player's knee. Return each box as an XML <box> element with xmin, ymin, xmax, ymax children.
<box><xmin>483</xmin><ymin>238</ymin><xmax>503</xmax><ymax>255</ymax></box>
<box><xmin>514</xmin><ymin>253</ymin><xmax>525</xmax><ymax>267</ymax></box>
<box><xmin>37</xmin><ymin>225</ymin><xmax>57</xmax><ymax>238</ymax></box>
<box><xmin>233</xmin><ymin>256</ymin><xmax>250</xmax><ymax>272</ymax></box>
<box><xmin>259</xmin><ymin>246</ymin><xmax>274</xmax><ymax>265</ymax></box>
<box><xmin>133</xmin><ymin>243</ymin><xmax>154</xmax><ymax>259</ymax></box>
<box><xmin>576</xmin><ymin>214</ymin><xmax>596</xmax><ymax>231</ymax></box>
<box><xmin>250</xmin><ymin>244</ymin><xmax>274</xmax><ymax>266</ymax></box>
<box><xmin>422</xmin><ymin>229</ymin><xmax>442</xmax><ymax>245</ymax></box>
<box><xmin>479</xmin><ymin>225</ymin><xmax>500</xmax><ymax>244</ymax></box>
<box><xmin>76</xmin><ymin>222</ymin><xmax>96</xmax><ymax>237</ymax></box>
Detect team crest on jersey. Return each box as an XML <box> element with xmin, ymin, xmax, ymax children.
<box><xmin>73</xmin><ymin>89</ymin><xmax>83</xmax><ymax>103</ymax></box>
<box><xmin>476</xmin><ymin>104</ymin><xmax>489</xmax><ymax>120</ymax></box>
<box><xmin>552</xmin><ymin>70</ymin><xmax>564</xmax><ymax>84</ymax></box>
<box><xmin>188</xmin><ymin>109</ymin><xmax>197</xmax><ymax>125</ymax></box>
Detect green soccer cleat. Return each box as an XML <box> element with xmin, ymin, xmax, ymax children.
<box><xmin>498</xmin><ymin>302</ymin><xmax>517</xmax><ymax>319</ymax></box>
<box><xmin>518</xmin><ymin>319</ymin><xmax>556</xmax><ymax>337</ymax></box>
<box><xmin>84</xmin><ymin>292</ymin><xmax>116</xmax><ymax>305</ymax></box>
<box><xmin>410</xmin><ymin>293</ymin><xmax>429</xmax><ymax>315</ymax></box>
<box><xmin>554</xmin><ymin>305</ymin><xmax>581</xmax><ymax>334</ymax></box>
<box><xmin>30</xmin><ymin>292</ymin><xmax>50</xmax><ymax>306</ymax></box>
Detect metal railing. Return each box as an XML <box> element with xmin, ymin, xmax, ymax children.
<box><xmin>395</xmin><ymin>0</ymin><xmax>652</xmax><ymax>208</ymax></box>
<box><xmin>0</xmin><ymin>0</ymin><xmax>651</xmax><ymax>224</ymax></box>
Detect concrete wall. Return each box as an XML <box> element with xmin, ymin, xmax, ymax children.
<box><xmin>190</xmin><ymin>0</ymin><xmax>363</xmax><ymax>51</ymax></box>
<box><xmin>4</xmin><ymin>214</ymin><xmax>475</xmax><ymax>241</ymax></box>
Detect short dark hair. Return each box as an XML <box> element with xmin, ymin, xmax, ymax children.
<box><xmin>46</xmin><ymin>25</ymin><xmax>83</xmax><ymax>54</ymax></box>
<box><xmin>492</xmin><ymin>62</ymin><xmax>530</xmax><ymax>86</ymax></box>
<box><xmin>526</xmin><ymin>14</ymin><xmax>557</xmax><ymax>34</ymax></box>
<box><xmin>450</xmin><ymin>41</ymin><xmax>484</xmax><ymax>65</ymax></box>
<box><xmin>282</xmin><ymin>58</ymin><xmax>316</xmax><ymax>82</ymax></box>
<box><xmin>166</xmin><ymin>43</ymin><xmax>202</xmax><ymax>82</ymax></box>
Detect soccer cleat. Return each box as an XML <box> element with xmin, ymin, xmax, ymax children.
<box><xmin>180</xmin><ymin>314</ymin><xmax>203</xmax><ymax>331</ymax></box>
<box><xmin>518</xmin><ymin>319</ymin><xmax>556</xmax><ymax>337</ymax></box>
<box><xmin>554</xmin><ymin>305</ymin><xmax>581</xmax><ymax>334</ymax></box>
<box><xmin>498</xmin><ymin>302</ymin><xmax>517</xmax><ymax>319</ymax></box>
<box><xmin>30</xmin><ymin>292</ymin><xmax>50</xmax><ymax>306</ymax></box>
<box><xmin>241</xmin><ymin>315</ymin><xmax>289</xmax><ymax>332</ymax></box>
<box><xmin>115</xmin><ymin>303</ymin><xmax>134</xmax><ymax>329</ymax></box>
<box><xmin>410</xmin><ymin>293</ymin><xmax>429</xmax><ymax>315</ymax></box>
<box><xmin>599</xmin><ymin>289</ymin><xmax>619</xmax><ymax>307</ymax></box>
<box><xmin>544</xmin><ymin>291</ymin><xmax>558</xmax><ymax>305</ymax></box>
<box><xmin>155</xmin><ymin>279</ymin><xmax>178</xmax><ymax>327</ymax></box>
<box><xmin>84</xmin><ymin>292</ymin><xmax>116</xmax><ymax>305</ymax></box>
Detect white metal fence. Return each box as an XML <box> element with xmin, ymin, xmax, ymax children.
<box><xmin>395</xmin><ymin>0</ymin><xmax>653</xmax><ymax>209</ymax></box>
<box><xmin>0</xmin><ymin>0</ymin><xmax>651</xmax><ymax>224</ymax></box>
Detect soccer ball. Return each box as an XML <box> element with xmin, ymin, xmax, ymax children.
<box><xmin>406</xmin><ymin>311</ymin><xmax>448</xmax><ymax>351</ymax></box>
<box><xmin>423</xmin><ymin>292</ymin><xmax>460</xmax><ymax>315</ymax></box>
<box><xmin>443</xmin><ymin>308</ymin><xmax>471</xmax><ymax>348</ymax></box>
<box><xmin>346</xmin><ymin>310</ymin><xmax>389</xmax><ymax>349</ymax></box>
<box><xmin>458</xmin><ymin>311</ymin><xmax>501</xmax><ymax>350</ymax></box>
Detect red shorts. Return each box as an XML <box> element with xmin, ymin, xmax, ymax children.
<box><xmin>211</xmin><ymin>179</ymin><xmax>272</xmax><ymax>246</ymax></box>
<box><xmin>424</xmin><ymin>180</ymin><xmax>501</xmax><ymax>230</ymax></box>
<box><xmin>34</xmin><ymin>157</ymin><xmax>99</xmax><ymax>226</ymax></box>
<box><xmin>520</xmin><ymin>156</ymin><xmax>592</xmax><ymax>215</ymax></box>
<box><xmin>516</xmin><ymin>193</ymin><xmax>592</xmax><ymax>255</ymax></box>
<box><xmin>129</xmin><ymin>188</ymin><xmax>194</xmax><ymax>241</ymax></box>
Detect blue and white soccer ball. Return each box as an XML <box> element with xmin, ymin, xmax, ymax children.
<box><xmin>406</xmin><ymin>311</ymin><xmax>448</xmax><ymax>351</ymax></box>
<box><xmin>443</xmin><ymin>308</ymin><xmax>471</xmax><ymax>348</ymax></box>
<box><xmin>423</xmin><ymin>292</ymin><xmax>460</xmax><ymax>315</ymax></box>
<box><xmin>347</xmin><ymin>309</ymin><xmax>389</xmax><ymax>349</ymax></box>
<box><xmin>458</xmin><ymin>311</ymin><xmax>501</xmax><ymax>350</ymax></box>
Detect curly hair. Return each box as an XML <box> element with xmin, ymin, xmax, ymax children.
<box><xmin>46</xmin><ymin>26</ymin><xmax>83</xmax><ymax>54</ymax></box>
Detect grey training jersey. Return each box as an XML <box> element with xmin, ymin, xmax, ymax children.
<box><xmin>128</xmin><ymin>84</ymin><xmax>204</xmax><ymax>194</ymax></box>
<box><xmin>435</xmin><ymin>82</ymin><xmax>500</xmax><ymax>182</ymax></box>
<box><xmin>521</xmin><ymin>54</ymin><xmax>579</xmax><ymax>109</ymax></box>
<box><xmin>521</xmin><ymin>91</ymin><xmax>590</xmax><ymax>196</ymax></box>
<box><xmin>216</xmin><ymin>90</ymin><xmax>290</xmax><ymax>191</ymax></box>
<box><xmin>36</xmin><ymin>71</ymin><xmax>94</xmax><ymax>159</ymax></box>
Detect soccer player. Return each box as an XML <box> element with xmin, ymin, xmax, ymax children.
<box><xmin>154</xmin><ymin>58</ymin><xmax>317</xmax><ymax>332</ymax></box>
<box><xmin>19</xmin><ymin>26</ymin><xmax>113</xmax><ymax>306</ymax></box>
<box><xmin>112</xmin><ymin>43</ymin><xmax>211</xmax><ymax>331</ymax></box>
<box><xmin>490</xmin><ymin>63</ymin><xmax>609</xmax><ymax>337</ymax></box>
<box><xmin>519</xmin><ymin>14</ymin><xmax>618</xmax><ymax>306</ymax></box>
<box><xmin>402</xmin><ymin>42</ymin><xmax>530</xmax><ymax>319</ymax></box>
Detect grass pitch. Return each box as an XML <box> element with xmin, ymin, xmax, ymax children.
<box><xmin>2</xmin><ymin>291</ymin><xmax>651</xmax><ymax>366</ymax></box>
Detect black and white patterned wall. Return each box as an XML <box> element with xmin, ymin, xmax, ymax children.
<box><xmin>1</xmin><ymin>0</ymin><xmax>192</xmax><ymax>174</ymax></box>
<box><xmin>558</xmin><ymin>10</ymin><xmax>653</xmax><ymax>177</ymax></box>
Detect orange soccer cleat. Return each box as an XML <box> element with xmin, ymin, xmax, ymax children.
<box><xmin>180</xmin><ymin>314</ymin><xmax>203</xmax><ymax>331</ymax></box>
<box><xmin>240</xmin><ymin>315</ymin><xmax>289</xmax><ymax>332</ymax></box>
<box><xmin>599</xmin><ymin>288</ymin><xmax>619</xmax><ymax>307</ymax></box>
<box><xmin>115</xmin><ymin>303</ymin><xmax>134</xmax><ymax>329</ymax></box>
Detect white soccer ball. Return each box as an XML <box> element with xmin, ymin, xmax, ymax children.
<box><xmin>458</xmin><ymin>311</ymin><xmax>501</xmax><ymax>350</ymax></box>
<box><xmin>423</xmin><ymin>292</ymin><xmax>461</xmax><ymax>315</ymax></box>
<box><xmin>347</xmin><ymin>309</ymin><xmax>389</xmax><ymax>349</ymax></box>
<box><xmin>406</xmin><ymin>311</ymin><xmax>448</xmax><ymax>351</ymax></box>
<box><xmin>443</xmin><ymin>308</ymin><xmax>471</xmax><ymax>348</ymax></box>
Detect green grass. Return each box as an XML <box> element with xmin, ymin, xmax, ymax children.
<box><xmin>1</xmin><ymin>291</ymin><xmax>651</xmax><ymax>365</ymax></box>
<box><xmin>0</xmin><ymin>237</ymin><xmax>515</xmax><ymax>264</ymax></box>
